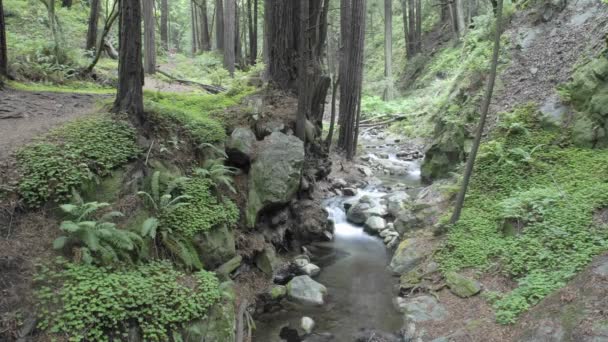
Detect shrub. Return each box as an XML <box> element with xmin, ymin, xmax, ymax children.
<box><xmin>35</xmin><ymin>260</ymin><xmax>221</xmax><ymax>341</ymax></box>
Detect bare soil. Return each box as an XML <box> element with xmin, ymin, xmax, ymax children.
<box><xmin>0</xmin><ymin>89</ymin><xmax>108</xmax><ymax>161</ymax></box>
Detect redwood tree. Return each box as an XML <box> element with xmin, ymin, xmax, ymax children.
<box><xmin>216</xmin><ymin>0</ymin><xmax>224</xmax><ymax>50</ymax></box>
<box><xmin>86</xmin><ymin>0</ymin><xmax>100</xmax><ymax>51</ymax></box>
<box><xmin>143</xmin><ymin>0</ymin><xmax>156</xmax><ymax>74</ymax></box>
<box><xmin>113</xmin><ymin>0</ymin><xmax>144</xmax><ymax>125</ymax></box>
<box><xmin>383</xmin><ymin>0</ymin><xmax>393</xmax><ymax>101</ymax></box>
<box><xmin>161</xmin><ymin>0</ymin><xmax>169</xmax><ymax>51</ymax></box>
<box><xmin>223</xmin><ymin>0</ymin><xmax>235</xmax><ymax>75</ymax></box>
<box><xmin>337</xmin><ymin>0</ymin><xmax>366</xmax><ymax>159</ymax></box>
<box><xmin>0</xmin><ymin>0</ymin><xmax>7</xmax><ymax>79</ymax></box>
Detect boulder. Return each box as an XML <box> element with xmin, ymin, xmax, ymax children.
<box><xmin>446</xmin><ymin>272</ymin><xmax>482</xmax><ymax>298</ymax></box>
<box><xmin>226</xmin><ymin>127</ymin><xmax>257</xmax><ymax>167</ymax></box>
<box><xmin>286</xmin><ymin>275</ymin><xmax>328</xmax><ymax>306</ymax></box>
<box><xmin>255</xmin><ymin>120</ymin><xmax>286</xmax><ymax>139</ymax></box>
<box><xmin>255</xmin><ymin>247</ymin><xmax>280</xmax><ymax>276</ymax></box>
<box><xmin>388</xmin><ymin>239</ymin><xmax>428</xmax><ymax>274</ymax></box>
<box><xmin>193</xmin><ymin>225</ymin><xmax>236</xmax><ymax>269</ymax></box>
<box><xmin>270</xmin><ymin>285</ymin><xmax>287</xmax><ymax>300</ymax></box>
<box><xmin>357</xmin><ymin>165</ymin><xmax>373</xmax><ymax>177</ymax></box>
<box><xmin>342</xmin><ymin>188</ymin><xmax>358</xmax><ymax>196</ymax></box>
<box><xmin>393</xmin><ymin>208</ymin><xmax>422</xmax><ymax>234</ymax></box>
<box><xmin>301</xmin><ymin>317</ymin><xmax>315</xmax><ymax>334</ymax></box>
<box><xmin>301</xmin><ymin>263</ymin><xmax>321</xmax><ymax>277</ymax></box>
<box><xmin>331</xmin><ymin>178</ymin><xmax>348</xmax><ymax>189</ymax></box>
<box><xmin>364</xmin><ymin>216</ymin><xmax>386</xmax><ymax>233</ymax></box>
<box><xmin>290</xmin><ymin>200</ymin><xmax>333</xmax><ymax>243</ymax></box>
<box><xmin>183</xmin><ymin>282</ymin><xmax>236</xmax><ymax>342</ymax></box>
<box><xmin>215</xmin><ymin>255</ymin><xmax>242</xmax><ymax>278</ymax></box>
<box><xmin>393</xmin><ymin>295</ymin><xmax>448</xmax><ymax>322</ymax></box>
<box><xmin>247</xmin><ymin>132</ymin><xmax>305</xmax><ymax>227</ymax></box>
<box><xmin>347</xmin><ymin>198</ymin><xmax>388</xmax><ymax>225</ymax></box>
<box><xmin>385</xmin><ymin>191</ymin><xmax>411</xmax><ymax>217</ymax></box>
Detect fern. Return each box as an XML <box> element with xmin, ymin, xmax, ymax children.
<box><xmin>138</xmin><ymin>171</ymin><xmax>191</xmax><ymax>213</ymax></box>
<box><xmin>194</xmin><ymin>159</ymin><xmax>238</xmax><ymax>193</ymax></box>
<box><xmin>53</xmin><ymin>200</ymin><xmax>142</xmax><ymax>265</ymax></box>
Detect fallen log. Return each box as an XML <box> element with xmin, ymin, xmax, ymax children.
<box><xmin>156</xmin><ymin>69</ymin><xmax>226</xmax><ymax>94</ymax></box>
<box><xmin>359</xmin><ymin>114</ymin><xmax>408</xmax><ymax>128</ymax></box>
<box><xmin>103</xmin><ymin>39</ymin><xmax>118</xmax><ymax>60</ymax></box>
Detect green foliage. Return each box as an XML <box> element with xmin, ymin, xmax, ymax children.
<box><xmin>194</xmin><ymin>159</ymin><xmax>238</xmax><ymax>194</ymax></box>
<box><xmin>161</xmin><ymin>177</ymin><xmax>239</xmax><ymax>237</ymax></box>
<box><xmin>7</xmin><ymin>80</ymin><xmax>115</xmax><ymax>94</ymax></box>
<box><xmin>137</xmin><ymin>172</ymin><xmax>202</xmax><ymax>269</ymax></box>
<box><xmin>438</xmin><ymin>105</ymin><xmax>608</xmax><ymax>323</ymax></box>
<box><xmin>16</xmin><ymin>115</ymin><xmax>140</xmax><ymax>206</ymax></box>
<box><xmin>53</xmin><ymin>199</ymin><xmax>143</xmax><ymax>265</ymax></box>
<box><xmin>35</xmin><ymin>260</ymin><xmax>221</xmax><ymax>341</ymax></box>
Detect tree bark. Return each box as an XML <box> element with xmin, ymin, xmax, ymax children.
<box><xmin>450</xmin><ymin>0</ymin><xmax>503</xmax><ymax>224</ymax></box>
<box><xmin>86</xmin><ymin>0</ymin><xmax>100</xmax><ymax>51</ymax></box>
<box><xmin>383</xmin><ymin>0</ymin><xmax>393</xmax><ymax>101</ymax></box>
<box><xmin>215</xmin><ymin>0</ymin><xmax>224</xmax><ymax>50</ymax></box>
<box><xmin>338</xmin><ymin>0</ymin><xmax>366</xmax><ymax>160</ymax></box>
<box><xmin>415</xmin><ymin>0</ymin><xmax>421</xmax><ymax>50</ymax></box>
<box><xmin>191</xmin><ymin>1</ymin><xmax>197</xmax><ymax>54</ymax></box>
<box><xmin>266</xmin><ymin>0</ymin><xmax>298</xmax><ymax>89</ymax></box>
<box><xmin>161</xmin><ymin>0</ymin><xmax>168</xmax><ymax>50</ymax></box>
<box><xmin>252</xmin><ymin>0</ymin><xmax>257</xmax><ymax>63</ymax></box>
<box><xmin>200</xmin><ymin>0</ymin><xmax>211</xmax><ymax>50</ymax></box>
<box><xmin>325</xmin><ymin>77</ymin><xmax>339</xmax><ymax>147</ymax></box>
<box><xmin>114</xmin><ymin>0</ymin><xmax>145</xmax><ymax>126</ymax></box>
<box><xmin>223</xmin><ymin>0</ymin><xmax>235</xmax><ymax>75</ymax></box>
<box><xmin>235</xmin><ymin>0</ymin><xmax>242</xmax><ymax>67</ymax></box>
<box><xmin>143</xmin><ymin>0</ymin><xmax>156</xmax><ymax>74</ymax></box>
<box><xmin>0</xmin><ymin>0</ymin><xmax>7</xmax><ymax>78</ymax></box>
<box><xmin>247</xmin><ymin>0</ymin><xmax>254</xmax><ymax>64</ymax></box>
<box><xmin>84</xmin><ymin>0</ymin><xmax>119</xmax><ymax>73</ymax></box>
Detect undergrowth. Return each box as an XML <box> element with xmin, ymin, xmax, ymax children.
<box><xmin>438</xmin><ymin>105</ymin><xmax>608</xmax><ymax>324</ymax></box>
<box><xmin>16</xmin><ymin>115</ymin><xmax>140</xmax><ymax>206</ymax></box>
<box><xmin>145</xmin><ymin>88</ymin><xmax>254</xmax><ymax>145</ymax></box>
<box><xmin>161</xmin><ymin>177</ymin><xmax>239</xmax><ymax>237</ymax></box>
<box><xmin>35</xmin><ymin>259</ymin><xmax>221</xmax><ymax>341</ymax></box>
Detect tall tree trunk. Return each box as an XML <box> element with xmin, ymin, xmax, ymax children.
<box><xmin>191</xmin><ymin>1</ymin><xmax>197</xmax><ymax>54</ymax></box>
<box><xmin>84</xmin><ymin>0</ymin><xmax>119</xmax><ymax>73</ymax></box>
<box><xmin>252</xmin><ymin>0</ymin><xmax>257</xmax><ymax>64</ymax></box>
<box><xmin>383</xmin><ymin>0</ymin><xmax>393</xmax><ymax>101</ymax></box>
<box><xmin>234</xmin><ymin>0</ymin><xmax>242</xmax><ymax>67</ymax></box>
<box><xmin>86</xmin><ymin>0</ymin><xmax>100</xmax><ymax>51</ymax></box>
<box><xmin>223</xmin><ymin>0</ymin><xmax>235</xmax><ymax>75</ymax></box>
<box><xmin>415</xmin><ymin>0</ymin><xmax>421</xmax><ymax>50</ymax></box>
<box><xmin>114</xmin><ymin>0</ymin><xmax>145</xmax><ymax>126</ymax></box>
<box><xmin>247</xmin><ymin>0</ymin><xmax>254</xmax><ymax>64</ymax></box>
<box><xmin>401</xmin><ymin>0</ymin><xmax>411</xmax><ymax>57</ymax></box>
<box><xmin>454</xmin><ymin>0</ymin><xmax>467</xmax><ymax>37</ymax></box>
<box><xmin>143</xmin><ymin>0</ymin><xmax>156</xmax><ymax>74</ymax></box>
<box><xmin>325</xmin><ymin>78</ymin><xmax>339</xmax><ymax>147</ymax></box>
<box><xmin>216</xmin><ymin>0</ymin><xmax>224</xmax><ymax>50</ymax></box>
<box><xmin>161</xmin><ymin>0</ymin><xmax>168</xmax><ymax>50</ymax></box>
<box><xmin>407</xmin><ymin>0</ymin><xmax>416</xmax><ymax>56</ymax></box>
<box><xmin>200</xmin><ymin>0</ymin><xmax>211</xmax><ymax>50</ymax></box>
<box><xmin>0</xmin><ymin>0</ymin><xmax>7</xmax><ymax>79</ymax></box>
<box><xmin>266</xmin><ymin>0</ymin><xmax>298</xmax><ymax>89</ymax></box>
<box><xmin>338</xmin><ymin>0</ymin><xmax>366</xmax><ymax>160</ymax></box>
<box><xmin>450</xmin><ymin>0</ymin><xmax>503</xmax><ymax>224</ymax></box>
<box><xmin>262</xmin><ymin>0</ymin><xmax>269</xmax><ymax>80</ymax></box>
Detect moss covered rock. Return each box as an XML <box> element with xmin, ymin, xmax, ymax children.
<box><xmin>446</xmin><ymin>272</ymin><xmax>482</xmax><ymax>298</ymax></box>
<box><xmin>182</xmin><ymin>282</ymin><xmax>236</xmax><ymax>342</ymax></box>
<box><xmin>246</xmin><ymin>132</ymin><xmax>305</xmax><ymax>227</ymax></box>
<box><xmin>193</xmin><ymin>224</ymin><xmax>237</xmax><ymax>269</ymax></box>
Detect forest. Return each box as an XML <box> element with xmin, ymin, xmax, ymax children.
<box><xmin>1</xmin><ymin>0</ymin><xmax>608</xmax><ymax>341</ymax></box>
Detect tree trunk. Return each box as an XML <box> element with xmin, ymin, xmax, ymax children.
<box><xmin>223</xmin><ymin>0</ymin><xmax>235</xmax><ymax>75</ymax></box>
<box><xmin>200</xmin><ymin>0</ymin><xmax>211</xmax><ymax>50</ymax></box>
<box><xmin>266</xmin><ymin>0</ymin><xmax>298</xmax><ymax>89</ymax></box>
<box><xmin>86</xmin><ymin>0</ymin><xmax>100</xmax><ymax>51</ymax></box>
<box><xmin>415</xmin><ymin>0</ymin><xmax>421</xmax><ymax>50</ymax></box>
<box><xmin>338</xmin><ymin>0</ymin><xmax>366</xmax><ymax>160</ymax></box>
<box><xmin>216</xmin><ymin>0</ymin><xmax>224</xmax><ymax>50</ymax></box>
<box><xmin>262</xmin><ymin>0</ymin><xmax>269</xmax><ymax>80</ymax></box>
<box><xmin>84</xmin><ymin>0</ymin><xmax>119</xmax><ymax>73</ymax></box>
<box><xmin>191</xmin><ymin>1</ymin><xmax>197</xmax><ymax>54</ymax></box>
<box><xmin>235</xmin><ymin>0</ymin><xmax>242</xmax><ymax>67</ymax></box>
<box><xmin>161</xmin><ymin>0</ymin><xmax>168</xmax><ymax>50</ymax></box>
<box><xmin>455</xmin><ymin>0</ymin><xmax>467</xmax><ymax>37</ymax></box>
<box><xmin>450</xmin><ymin>0</ymin><xmax>503</xmax><ymax>224</ymax></box>
<box><xmin>383</xmin><ymin>0</ymin><xmax>393</xmax><ymax>101</ymax></box>
<box><xmin>247</xmin><ymin>0</ymin><xmax>254</xmax><ymax>64</ymax></box>
<box><xmin>143</xmin><ymin>0</ymin><xmax>156</xmax><ymax>74</ymax></box>
<box><xmin>325</xmin><ymin>77</ymin><xmax>339</xmax><ymax>147</ymax></box>
<box><xmin>0</xmin><ymin>0</ymin><xmax>7</xmax><ymax>78</ymax></box>
<box><xmin>114</xmin><ymin>0</ymin><xmax>145</xmax><ymax>126</ymax></box>
<box><xmin>252</xmin><ymin>0</ymin><xmax>257</xmax><ymax>64</ymax></box>
<box><xmin>401</xmin><ymin>0</ymin><xmax>410</xmax><ymax>57</ymax></box>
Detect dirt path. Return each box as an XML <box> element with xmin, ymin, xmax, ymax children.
<box><xmin>0</xmin><ymin>89</ymin><xmax>109</xmax><ymax>161</ymax></box>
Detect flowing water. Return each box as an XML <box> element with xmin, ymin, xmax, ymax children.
<box><xmin>254</xmin><ymin>135</ymin><xmax>422</xmax><ymax>342</ymax></box>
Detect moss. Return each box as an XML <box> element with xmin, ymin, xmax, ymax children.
<box><xmin>7</xmin><ymin>80</ymin><xmax>115</xmax><ymax>94</ymax></box>
<box><xmin>445</xmin><ymin>272</ymin><xmax>482</xmax><ymax>298</ymax></box>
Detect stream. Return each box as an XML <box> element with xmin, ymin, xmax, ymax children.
<box><xmin>254</xmin><ymin>132</ymin><xmax>423</xmax><ymax>342</ymax></box>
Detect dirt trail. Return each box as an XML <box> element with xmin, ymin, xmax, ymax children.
<box><xmin>0</xmin><ymin>89</ymin><xmax>109</xmax><ymax>161</ymax></box>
